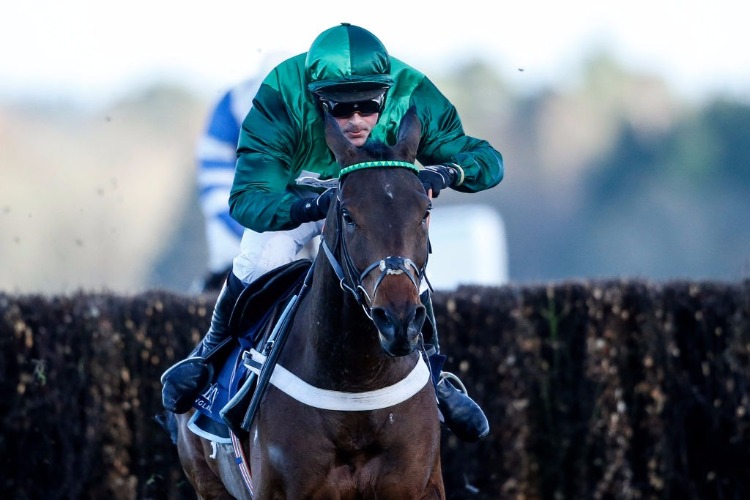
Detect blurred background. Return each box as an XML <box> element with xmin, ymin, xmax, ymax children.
<box><xmin>1</xmin><ymin>0</ymin><xmax>748</xmax><ymax>295</ymax></box>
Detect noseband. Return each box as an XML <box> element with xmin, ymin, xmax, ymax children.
<box><xmin>320</xmin><ymin>163</ymin><xmax>428</xmax><ymax>319</ymax></box>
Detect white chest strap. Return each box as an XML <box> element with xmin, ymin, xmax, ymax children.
<box><xmin>243</xmin><ymin>349</ymin><xmax>430</xmax><ymax>411</ymax></box>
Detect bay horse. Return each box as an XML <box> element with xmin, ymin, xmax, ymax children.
<box><xmin>172</xmin><ymin>107</ymin><xmax>444</xmax><ymax>499</ymax></box>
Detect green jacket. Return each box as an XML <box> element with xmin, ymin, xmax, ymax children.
<box><xmin>229</xmin><ymin>54</ymin><xmax>504</xmax><ymax>233</ymax></box>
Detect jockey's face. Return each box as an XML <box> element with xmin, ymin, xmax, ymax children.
<box><xmin>319</xmin><ymin>91</ymin><xmax>385</xmax><ymax>147</ymax></box>
<box><xmin>332</xmin><ymin>111</ymin><xmax>379</xmax><ymax>147</ymax></box>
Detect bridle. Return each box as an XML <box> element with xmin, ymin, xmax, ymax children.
<box><xmin>319</xmin><ymin>161</ymin><xmax>430</xmax><ymax>320</ymax></box>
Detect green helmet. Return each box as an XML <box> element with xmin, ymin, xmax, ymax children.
<box><xmin>306</xmin><ymin>23</ymin><xmax>394</xmax><ymax>103</ymax></box>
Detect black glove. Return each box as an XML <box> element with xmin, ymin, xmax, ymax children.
<box><xmin>418</xmin><ymin>165</ymin><xmax>457</xmax><ymax>198</ymax></box>
<box><xmin>289</xmin><ymin>188</ymin><xmax>335</xmax><ymax>224</ymax></box>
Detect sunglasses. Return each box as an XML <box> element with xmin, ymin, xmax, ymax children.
<box><xmin>320</xmin><ymin>94</ymin><xmax>385</xmax><ymax>118</ymax></box>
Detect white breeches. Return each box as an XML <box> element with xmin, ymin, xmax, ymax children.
<box><xmin>231</xmin><ymin>220</ymin><xmax>325</xmax><ymax>286</ymax></box>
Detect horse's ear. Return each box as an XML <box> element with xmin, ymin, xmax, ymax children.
<box><xmin>324</xmin><ymin>111</ymin><xmax>359</xmax><ymax>165</ymax></box>
<box><xmin>395</xmin><ymin>106</ymin><xmax>421</xmax><ymax>163</ymax></box>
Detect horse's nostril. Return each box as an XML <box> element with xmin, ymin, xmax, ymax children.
<box><xmin>371</xmin><ymin>307</ymin><xmax>391</xmax><ymax>331</ymax></box>
<box><xmin>415</xmin><ymin>305</ymin><xmax>426</xmax><ymax>325</ymax></box>
<box><xmin>372</xmin><ymin>308</ymin><xmax>384</xmax><ymax>319</ymax></box>
<box><xmin>414</xmin><ymin>306</ymin><xmax>427</xmax><ymax>319</ymax></box>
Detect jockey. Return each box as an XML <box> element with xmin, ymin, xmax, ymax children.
<box><xmin>193</xmin><ymin>80</ymin><xmax>251</xmax><ymax>293</ymax></box>
<box><xmin>162</xmin><ymin>23</ymin><xmax>504</xmax><ymax>442</ymax></box>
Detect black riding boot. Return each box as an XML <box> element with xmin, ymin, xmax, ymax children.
<box><xmin>422</xmin><ymin>290</ymin><xmax>490</xmax><ymax>442</ymax></box>
<box><xmin>161</xmin><ymin>272</ymin><xmax>245</xmax><ymax>414</ymax></box>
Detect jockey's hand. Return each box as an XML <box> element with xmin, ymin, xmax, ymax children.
<box><xmin>418</xmin><ymin>165</ymin><xmax>457</xmax><ymax>198</ymax></box>
<box><xmin>290</xmin><ymin>188</ymin><xmax>336</xmax><ymax>224</ymax></box>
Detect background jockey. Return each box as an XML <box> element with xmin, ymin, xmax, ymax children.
<box><xmin>193</xmin><ymin>53</ymin><xmax>290</xmax><ymax>293</ymax></box>
<box><xmin>162</xmin><ymin>23</ymin><xmax>504</xmax><ymax>442</ymax></box>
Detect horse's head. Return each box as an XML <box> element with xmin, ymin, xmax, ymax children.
<box><xmin>322</xmin><ymin>107</ymin><xmax>430</xmax><ymax>357</ymax></box>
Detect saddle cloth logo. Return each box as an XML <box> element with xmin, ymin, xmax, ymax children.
<box><xmin>195</xmin><ymin>383</ymin><xmax>220</xmax><ymax>412</ymax></box>
<box><xmin>192</xmin><ymin>342</ymin><xmax>250</xmax><ymax>424</ymax></box>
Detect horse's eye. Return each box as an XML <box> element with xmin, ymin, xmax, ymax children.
<box><xmin>342</xmin><ymin>210</ymin><xmax>355</xmax><ymax>227</ymax></box>
<box><xmin>422</xmin><ymin>209</ymin><xmax>431</xmax><ymax>224</ymax></box>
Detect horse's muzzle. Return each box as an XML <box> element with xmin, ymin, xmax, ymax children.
<box><xmin>372</xmin><ymin>303</ymin><xmax>426</xmax><ymax>356</ymax></box>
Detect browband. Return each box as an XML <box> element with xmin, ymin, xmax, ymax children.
<box><xmin>339</xmin><ymin>160</ymin><xmax>419</xmax><ymax>177</ymax></box>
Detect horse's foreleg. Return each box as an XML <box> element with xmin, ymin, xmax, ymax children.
<box><xmin>175</xmin><ymin>413</ymin><xmax>234</xmax><ymax>499</ymax></box>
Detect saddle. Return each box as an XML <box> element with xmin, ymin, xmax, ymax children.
<box><xmin>188</xmin><ymin>259</ymin><xmax>312</xmax><ymax>442</ymax></box>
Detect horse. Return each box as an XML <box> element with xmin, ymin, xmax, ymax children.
<box><xmin>171</xmin><ymin>107</ymin><xmax>445</xmax><ymax>499</ymax></box>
